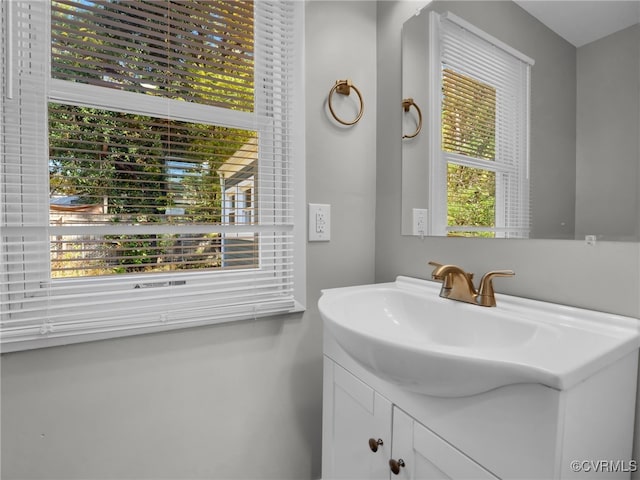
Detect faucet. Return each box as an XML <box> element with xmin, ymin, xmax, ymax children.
<box><xmin>428</xmin><ymin>261</ymin><xmax>514</xmax><ymax>307</ymax></box>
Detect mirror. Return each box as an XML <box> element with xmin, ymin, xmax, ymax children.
<box><xmin>401</xmin><ymin>0</ymin><xmax>640</xmax><ymax>240</ymax></box>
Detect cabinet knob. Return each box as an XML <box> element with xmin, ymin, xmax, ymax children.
<box><xmin>389</xmin><ymin>458</ymin><xmax>405</xmax><ymax>475</ymax></box>
<box><xmin>368</xmin><ymin>438</ymin><xmax>384</xmax><ymax>452</ymax></box>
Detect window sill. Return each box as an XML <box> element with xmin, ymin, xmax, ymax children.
<box><xmin>1</xmin><ymin>301</ymin><xmax>306</xmax><ymax>354</ymax></box>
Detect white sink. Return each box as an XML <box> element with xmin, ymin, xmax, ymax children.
<box><xmin>319</xmin><ymin>276</ymin><xmax>640</xmax><ymax>397</ymax></box>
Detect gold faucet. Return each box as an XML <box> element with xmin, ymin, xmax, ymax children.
<box><xmin>428</xmin><ymin>261</ymin><xmax>514</xmax><ymax>307</ymax></box>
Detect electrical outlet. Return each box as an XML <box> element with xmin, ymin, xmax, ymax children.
<box><xmin>309</xmin><ymin>203</ymin><xmax>331</xmax><ymax>241</ymax></box>
<box><xmin>412</xmin><ymin>208</ymin><xmax>428</xmax><ymax>236</ymax></box>
<box><xmin>316</xmin><ymin>210</ymin><xmax>326</xmax><ymax>233</ymax></box>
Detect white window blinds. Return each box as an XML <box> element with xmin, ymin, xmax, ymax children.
<box><xmin>1</xmin><ymin>1</ymin><xmax>302</xmax><ymax>352</ymax></box>
<box><xmin>430</xmin><ymin>12</ymin><xmax>532</xmax><ymax>238</ymax></box>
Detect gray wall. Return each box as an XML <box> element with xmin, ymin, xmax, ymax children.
<box><xmin>0</xmin><ymin>2</ymin><xmax>378</xmax><ymax>479</ymax></box>
<box><xmin>376</xmin><ymin>0</ymin><xmax>640</xmax><ymax>470</ymax></box>
<box><xmin>576</xmin><ymin>24</ymin><xmax>640</xmax><ymax>240</ymax></box>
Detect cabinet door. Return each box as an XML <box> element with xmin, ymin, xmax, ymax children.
<box><xmin>390</xmin><ymin>408</ymin><xmax>499</xmax><ymax>480</ymax></box>
<box><xmin>322</xmin><ymin>357</ymin><xmax>392</xmax><ymax>480</ymax></box>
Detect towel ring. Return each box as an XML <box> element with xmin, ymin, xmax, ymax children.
<box><xmin>402</xmin><ymin>98</ymin><xmax>423</xmax><ymax>139</ymax></box>
<box><xmin>328</xmin><ymin>79</ymin><xmax>364</xmax><ymax>126</ymax></box>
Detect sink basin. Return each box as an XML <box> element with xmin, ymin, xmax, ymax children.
<box><xmin>319</xmin><ymin>276</ymin><xmax>640</xmax><ymax>397</ymax></box>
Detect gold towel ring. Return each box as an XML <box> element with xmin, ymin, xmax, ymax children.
<box><xmin>328</xmin><ymin>79</ymin><xmax>364</xmax><ymax>126</ymax></box>
<box><xmin>402</xmin><ymin>98</ymin><xmax>423</xmax><ymax>139</ymax></box>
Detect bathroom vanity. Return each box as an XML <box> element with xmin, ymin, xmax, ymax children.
<box><xmin>320</xmin><ymin>277</ymin><xmax>640</xmax><ymax>479</ymax></box>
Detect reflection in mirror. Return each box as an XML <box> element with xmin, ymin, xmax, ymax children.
<box><xmin>401</xmin><ymin>1</ymin><xmax>640</xmax><ymax>240</ymax></box>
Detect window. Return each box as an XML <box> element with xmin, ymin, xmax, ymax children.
<box><xmin>1</xmin><ymin>1</ymin><xmax>304</xmax><ymax>351</ymax></box>
<box><xmin>428</xmin><ymin>12</ymin><xmax>532</xmax><ymax>238</ymax></box>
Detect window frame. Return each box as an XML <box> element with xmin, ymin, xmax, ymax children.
<box><xmin>427</xmin><ymin>11</ymin><xmax>532</xmax><ymax>238</ymax></box>
<box><xmin>0</xmin><ymin>1</ymin><xmax>306</xmax><ymax>352</ymax></box>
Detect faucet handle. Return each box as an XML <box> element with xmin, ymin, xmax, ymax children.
<box><xmin>428</xmin><ymin>261</ymin><xmax>444</xmax><ymax>279</ymax></box>
<box><xmin>485</xmin><ymin>270</ymin><xmax>515</xmax><ymax>279</ymax></box>
<box><xmin>477</xmin><ymin>270</ymin><xmax>515</xmax><ymax>307</ymax></box>
<box><xmin>428</xmin><ymin>261</ymin><xmax>473</xmax><ymax>281</ymax></box>
<box><xmin>428</xmin><ymin>262</ymin><xmax>476</xmax><ymax>296</ymax></box>
<box><xmin>428</xmin><ymin>261</ymin><xmax>452</xmax><ymax>289</ymax></box>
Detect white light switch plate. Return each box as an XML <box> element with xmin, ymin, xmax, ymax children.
<box><xmin>309</xmin><ymin>203</ymin><xmax>331</xmax><ymax>241</ymax></box>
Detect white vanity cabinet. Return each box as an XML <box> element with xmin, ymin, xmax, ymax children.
<box><xmin>322</xmin><ymin>342</ymin><xmax>639</xmax><ymax>480</ymax></box>
<box><xmin>323</xmin><ymin>357</ymin><xmax>499</xmax><ymax>480</ymax></box>
<box><xmin>319</xmin><ymin>278</ymin><xmax>640</xmax><ymax>479</ymax></box>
